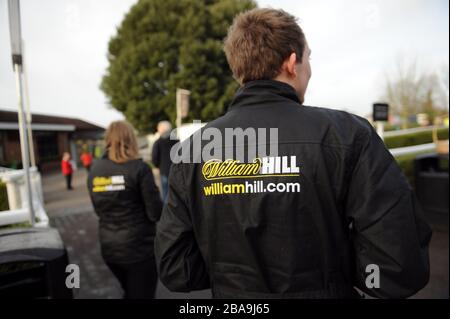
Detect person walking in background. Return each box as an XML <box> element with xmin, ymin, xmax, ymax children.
<box><xmin>151</xmin><ymin>120</ymin><xmax>178</xmax><ymax>203</ymax></box>
<box><xmin>87</xmin><ymin>120</ymin><xmax>162</xmax><ymax>299</ymax></box>
<box><xmin>80</xmin><ymin>147</ymin><xmax>93</xmax><ymax>171</ymax></box>
<box><xmin>61</xmin><ymin>152</ymin><xmax>73</xmax><ymax>190</ymax></box>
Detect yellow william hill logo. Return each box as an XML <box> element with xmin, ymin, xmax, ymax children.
<box><xmin>92</xmin><ymin>175</ymin><xmax>126</xmax><ymax>192</ymax></box>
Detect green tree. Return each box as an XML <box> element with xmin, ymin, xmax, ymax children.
<box><xmin>101</xmin><ymin>0</ymin><xmax>256</xmax><ymax>133</ymax></box>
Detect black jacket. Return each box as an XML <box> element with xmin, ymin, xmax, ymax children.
<box><xmin>88</xmin><ymin>156</ymin><xmax>162</xmax><ymax>264</ymax></box>
<box><xmin>155</xmin><ymin>80</ymin><xmax>431</xmax><ymax>298</ymax></box>
<box><xmin>152</xmin><ymin>135</ymin><xmax>179</xmax><ymax>177</ymax></box>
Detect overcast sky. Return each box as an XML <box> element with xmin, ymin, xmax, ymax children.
<box><xmin>0</xmin><ymin>0</ymin><xmax>448</xmax><ymax>128</ymax></box>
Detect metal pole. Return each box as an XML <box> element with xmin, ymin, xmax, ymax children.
<box><xmin>22</xmin><ymin>41</ymin><xmax>36</xmax><ymax>168</ymax></box>
<box><xmin>14</xmin><ymin>63</ymin><xmax>35</xmax><ymax>226</ymax></box>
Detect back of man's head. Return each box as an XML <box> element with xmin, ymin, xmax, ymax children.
<box><xmin>157</xmin><ymin>121</ymin><xmax>172</xmax><ymax>137</ymax></box>
<box><xmin>224</xmin><ymin>8</ymin><xmax>306</xmax><ymax>85</ymax></box>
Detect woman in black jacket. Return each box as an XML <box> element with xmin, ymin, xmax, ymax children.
<box><xmin>88</xmin><ymin>120</ymin><xmax>162</xmax><ymax>299</ymax></box>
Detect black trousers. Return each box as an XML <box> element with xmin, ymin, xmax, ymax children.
<box><xmin>65</xmin><ymin>174</ymin><xmax>72</xmax><ymax>190</ymax></box>
<box><xmin>106</xmin><ymin>258</ymin><xmax>158</xmax><ymax>299</ymax></box>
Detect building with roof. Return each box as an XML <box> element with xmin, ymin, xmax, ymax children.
<box><xmin>0</xmin><ymin>109</ymin><xmax>104</xmax><ymax>173</ymax></box>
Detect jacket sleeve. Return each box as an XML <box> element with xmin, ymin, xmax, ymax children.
<box><xmin>139</xmin><ymin>163</ymin><xmax>163</xmax><ymax>223</ymax></box>
<box><xmin>155</xmin><ymin>163</ymin><xmax>210</xmax><ymax>292</ymax></box>
<box><xmin>152</xmin><ymin>139</ymin><xmax>160</xmax><ymax>168</ymax></box>
<box><xmin>345</xmin><ymin>121</ymin><xmax>432</xmax><ymax>298</ymax></box>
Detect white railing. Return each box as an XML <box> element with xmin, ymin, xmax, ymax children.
<box><xmin>0</xmin><ymin>167</ymin><xmax>49</xmax><ymax>227</ymax></box>
<box><xmin>390</xmin><ymin>143</ymin><xmax>437</xmax><ymax>157</ymax></box>
<box><xmin>384</xmin><ymin>125</ymin><xmax>446</xmax><ymax>137</ymax></box>
<box><xmin>0</xmin><ymin>166</ymin><xmax>14</xmax><ymax>173</ymax></box>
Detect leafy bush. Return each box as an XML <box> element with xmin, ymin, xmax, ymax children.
<box><xmin>0</xmin><ymin>181</ymin><xmax>9</xmax><ymax>211</ymax></box>
<box><xmin>384</xmin><ymin>123</ymin><xmax>420</xmax><ymax>132</ymax></box>
<box><xmin>394</xmin><ymin>151</ymin><xmax>449</xmax><ymax>187</ymax></box>
<box><xmin>395</xmin><ymin>153</ymin><xmax>422</xmax><ymax>187</ymax></box>
<box><xmin>384</xmin><ymin>128</ymin><xmax>449</xmax><ymax>149</ymax></box>
<box><xmin>0</xmin><ymin>222</ymin><xmax>32</xmax><ymax>230</ymax></box>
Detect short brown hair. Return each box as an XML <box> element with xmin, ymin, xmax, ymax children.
<box><xmin>224</xmin><ymin>8</ymin><xmax>306</xmax><ymax>84</ymax></box>
<box><xmin>105</xmin><ymin>121</ymin><xmax>139</xmax><ymax>163</ymax></box>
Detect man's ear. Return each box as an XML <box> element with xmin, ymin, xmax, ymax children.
<box><xmin>285</xmin><ymin>52</ymin><xmax>298</xmax><ymax>78</ymax></box>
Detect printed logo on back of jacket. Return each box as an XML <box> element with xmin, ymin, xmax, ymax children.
<box><xmin>201</xmin><ymin>156</ymin><xmax>302</xmax><ymax>196</ymax></box>
<box><xmin>92</xmin><ymin>175</ymin><xmax>126</xmax><ymax>193</ymax></box>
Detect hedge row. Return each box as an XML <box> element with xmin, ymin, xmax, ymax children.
<box><xmin>384</xmin><ymin>128</ymin><xmax>449</xmax><ymax>149</ymax></box>
<box><xmin>394</xmin><ymin>151</ymin><xmax>449</xmax><ymax>187</ymax></box>
<box><xmin>395</xmin><ymin>153</ymin><xmax>422</xmax><ymax>187</ymax></box>
<box><xmin>0</xmin><ymin>182</ymin><xmax>9</xmax><ymax>211</ymax></box>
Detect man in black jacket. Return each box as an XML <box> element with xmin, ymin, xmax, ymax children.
<box><xmin>155</xmin><ymin>8</ymin><xmax>431</xmax><ymax>298</ymax></box>
<box><xmin>152</xmin><ymin>121</ymin><xmax>179</xmax><ymax>203</ymax></box>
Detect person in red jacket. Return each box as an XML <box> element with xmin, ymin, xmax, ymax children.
<box><xmin>61</xmin><ymin>152</ymin><xmax>73</xmax><ymax>190</ymax></box>
<box><xmin>80</xmin><ymin>149</ymin><xmax>93</xmax><ymax>172</ymax></box>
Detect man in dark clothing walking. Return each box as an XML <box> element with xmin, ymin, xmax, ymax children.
<box><xmin>152</xmin><ymin>121</ymin><xmax>178</xmax><ymax>203</ymax></box>
<box><xmin>155</xmin><ymin>8</ymin><xmax>431</xmax><ymax>299</ymax></box>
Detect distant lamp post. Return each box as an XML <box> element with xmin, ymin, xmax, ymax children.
<box><xmin>176</xmin><ymin>88</ymin><xmax>191</xmax><ymax>136</ymax></box>
<box><xmin>8</xmin><ymin>0</ymin><xmax>35</xmax><ymax>226</ymax></box>
<box><xmin>373</xmin><ymin>103</ymin><xmax>389</xmax><ymax>140</ymax></box>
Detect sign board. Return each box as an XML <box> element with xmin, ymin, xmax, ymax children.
<box><xmin>373</xmin><ymin>103</ymin><xmax>389</xmax><ymax>122</ymax></box>
<box><xmin>8</xmin><ymin>0</ymin><xmax>23</xmax><ymax>65</ymax></box>
<box><xmin>177</xmin><ymin>89</ymin><xmax>190</xmax><ymax>119</ymax></box>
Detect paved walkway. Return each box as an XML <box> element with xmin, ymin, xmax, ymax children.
<box><xmin>42</xmin><ymin>169</ymin><xmax>447</xmax><ymax>299</ymax></box>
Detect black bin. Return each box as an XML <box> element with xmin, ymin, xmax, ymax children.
<box><xmin>414</xmin><ymin>153</ymin><xmax>449</xmax><ymax>214</ymax></box>
<box><xmin>0</xmin><ymin>227</ymin><xmax>73</xmax><ymax>298</ymax></box>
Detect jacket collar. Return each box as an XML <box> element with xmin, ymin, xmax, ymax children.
<box><xmin>227</xmin><ymin>80</ymin><xmax>301</xmax><ymax>112</ymax></box>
